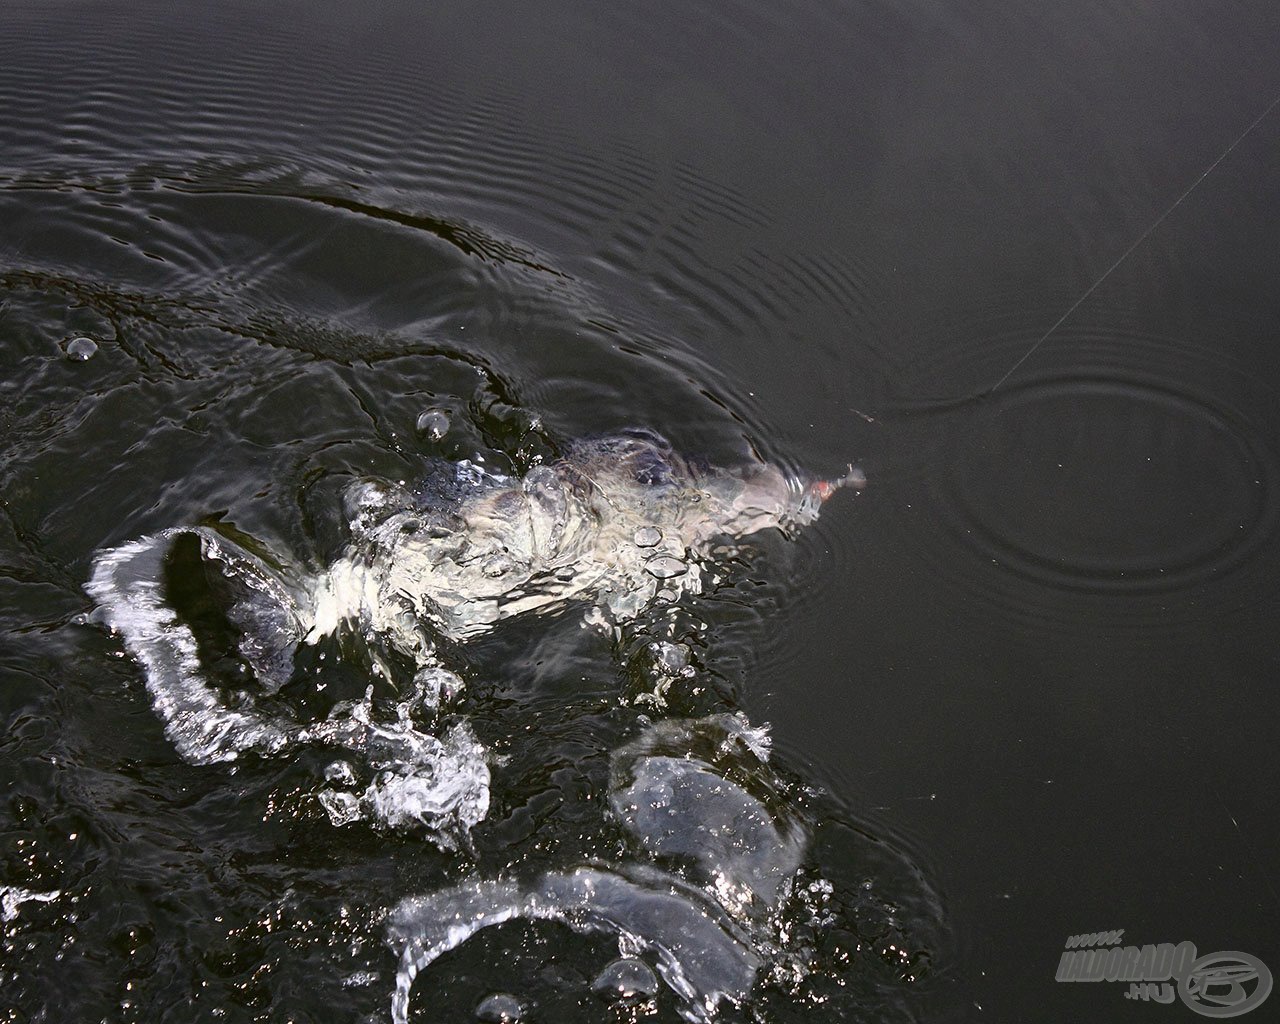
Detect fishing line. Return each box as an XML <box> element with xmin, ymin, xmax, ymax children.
<box><xmin>988</xmin><ymin>89</ymin><xmax>1280</xmax><ymax>394</ymax></box>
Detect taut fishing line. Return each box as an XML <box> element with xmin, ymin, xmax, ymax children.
<box><xmin>987</xmin><ymin>90</ymin><xmax>1280</xmax><ymax>395</ymax></box>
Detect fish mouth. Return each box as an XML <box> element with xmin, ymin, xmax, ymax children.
<box><xmin>770</xmin><ymin>463</ymin><xmax>865</xmax><ymax>532</ymax></box>
<box><xmin>810</xmin><ymin>464</ymin><xmax>867</xmax><ymax>502</ymax></box>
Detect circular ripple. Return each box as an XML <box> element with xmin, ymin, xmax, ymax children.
<box><xmin>950</xmin><ymin>372</ymin><xmax>1276</xmax><ymax>594</ymax></box>
<box><xmin>870</xmin><ymin>313</ymin><xmax>1280</xmax><ymax>635</ymax></box>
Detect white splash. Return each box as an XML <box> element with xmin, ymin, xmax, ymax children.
<box><xmin>388</xmin><ymin>714</ymin><xmax>812</xmax><ymax>1021</ymax></box>
<box><xmin>1</xmin><ymin>885</ymin><xmax>61</xmax><ymax>923</ymax></box>
<box><xmin>387</xmin><ymin>866</ymin><xmax>761</xmax><ymax>1024</ymax></box>
<box><xmin>87</xmin><ymin>528</ymin><xmax>489</xmax><ymax>850</ymax></box>
<box><xmin>86</xmin><ymin>532</ymin><xmax>293</xmax><ymax>764</ymax></box>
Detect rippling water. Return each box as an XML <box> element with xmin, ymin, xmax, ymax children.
<box><xmin>4</xmin><ymin>0</ymin><xmax>1280</xmax><ymax>1021</ymax></box>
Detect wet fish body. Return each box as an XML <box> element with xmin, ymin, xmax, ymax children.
<box><xmin>86</xmin><ymin>432</ymin><xmax>851</xmax><ymax>863</ymax></box>
<box><xmin>312</xmin><ymin>429</ymin><xmax>853</xmax><ymax>652</ymax></box>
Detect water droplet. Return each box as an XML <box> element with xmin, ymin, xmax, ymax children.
<box><xmin>415</xmin><ymin>408</ymin><xmax>450</xmax><ymax>441</ymax></box>
<box><xmin>475</xmin><ymin>992</ymin><xmax>523</xmax><ymax>1022</ymax></box>
<box><xmin>64</xmin><ymin>336</ymin><xmax>98</xmax><ymax>361</ymax></box>
<box><xmin>317</xmin><ymin>789</ymin><xmax>361</xmax><ymax>827</ymax></box>
<box><xmin>324</xmin><ymin>760</ymin><xmax>357</xmax><ymax>787</ymax></box>
<box><xmin>651</xmin><ymin>641</ymin><xmax>690</xmax><ymax>675</ymax></box>
<box><xmin>644</xmin><ymin>555</ymin><xmax>687</xmax><ymax>580</ymax></box>
<box><xmin>633</xmin><ymin>526</ymin><xmax>662</xmax><ymax>548</ymax></box>
<box><xmin>591</xmin><ymin>957</ymin><xmax>659</xmax><ymax>1001</ymax></box>
<box><xmin>413</xmin><ymin>666</ymin><xmax>462</xmax><ymax>708</ymax></box>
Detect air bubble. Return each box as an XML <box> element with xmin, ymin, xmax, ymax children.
<box><xmin>475</xmin><ymin>992</ymin><xmax>523</xmax><ymax>1022</ymax></box>
<box><xmin>591</xmin><ymin>957</ymin><xmax>659</xmax><ymax>1001</ymax></box>
<box><xmin>415</xmin><ymin>408</ymin><xmax>450</xmax><ymax>442</ymax></box>
<box><xmin>633</xmin><ymin>526</ymin><xmax>662</xmax><ymax>548</ymax></box>
<box><xmin>644</xmin><ymin>555</ymin><xmax>687</xmax><ymax>580</ymax></box>
<box><xmin>64</xmin><ymin>336</ymin><xmax>98</xmax><ymax>361</ymax></box>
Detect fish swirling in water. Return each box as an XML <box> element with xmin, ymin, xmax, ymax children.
<box><xmin>86</xmin><ymin>428</ymin><xmax>860</xmax><ymax>1020</ymax></box>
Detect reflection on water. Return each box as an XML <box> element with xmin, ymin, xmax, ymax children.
<box><xmin>4</xmin><ymin>0</ymin><xmax>1280</xmax><ymax>1021</ymax></box>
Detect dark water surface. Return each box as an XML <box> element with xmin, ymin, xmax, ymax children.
<box><xmin>4</xmin><ymin>1</ymin><xmax>1280</xmax><ymax>1021</ymax></box>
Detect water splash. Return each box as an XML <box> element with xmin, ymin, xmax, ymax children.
<box><xmin>86</xmin><ymin>526</ymin><xmax>489</xmax><ymax>850</ymax></box>
<box><xmin>86</xmin><ymin>530</ymin><xmax>295</xmax><ymax>763</ymax></box>
<box><xmin>388</xmin><ymin>713</ymin><xmax>815</xmax><ymax>1022</ymax></box>
<box><xmin>311</xmin><ymin>431</ymin><xmax>856</xmax><ymax>646</ymax></box>
<box><xmin>608</xmin><ymin>714</ymin><xmax>805</xmax><ymax>921</ymax></box>
<box><xmin>388</xmin><ymin>866</ymin><xmax>761</xmax><ymax>1024</ymax></box>
<box><xmin>1</xmin><ymin>885</ymin><xmax>61</xmax><ymax>924</ymax></box>
<box><xmin>83</xmin><ymin>433</ymin><xmax>861</xmax><ymax>1011</ymax></box>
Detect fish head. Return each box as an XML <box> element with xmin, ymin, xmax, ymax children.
<box><xmin>553</xmin><ymin>430</ymin><xmax>863</xmax><ymax>551</ymax></box>
<box><xmin>324</xmin><ymin>436</ymin><xmax>860</xmax><ymax>643</ymax></box>
<box><xmin>685</xmin><ymin>461</ymin><xmax>865</xmax><ymax>544</ymax></box>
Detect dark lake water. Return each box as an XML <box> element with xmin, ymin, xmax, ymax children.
<box><xmin>4</xmin><ymin>1</ymin><xmax>1280</xmax><ymax>1021</ymax></box>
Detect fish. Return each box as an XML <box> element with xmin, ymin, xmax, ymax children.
<box><xmin>309</xmin><ymin>428</ymin><xmax>859</xmax><ymax>654</ymax></box>
<box><xmin>86</xmin><ymin>429</ymin><xmax>857</xmax><ymax>847</ymax></box>
<box><xmin>87</xmin><ymin>430</ymin><xmax>859</xmax><ymax>1015</ymax></box>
